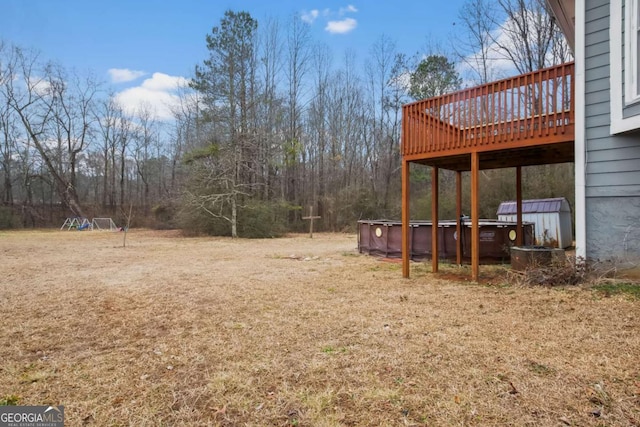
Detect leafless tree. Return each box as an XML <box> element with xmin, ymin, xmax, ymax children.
<box><xmin>455</xmin><ymin>0</ymin><xmax>571</xmax><ymax>78</ymax></box>
<box><xmin>95</xmin><ymin>93</ymin><xmax>123</xmax><ymax>209</ymax></box>
<box><xmin>168</xmin><ymin>83</ymin><xmax>201</xmax><ymax>196</ymax></box>
<box><xmin>364</xmin><ymin>35</ymin><xmax>397</xmax><ymax>207</ymax></box>
<box><xmin>306</xmin><ymin>42</ymin><xmax>332</xmax><ymax>214</ymax></box>
<box><xmin>0</xmin><ymin>85</ymin><xmax>19</xmax><ymax>205</ymax></box>
<box><xmin>494</xmin><ymin>0</ymin><xmax>571</xmax><ymax>73</ymax></box>
<box><xmin>1</xmin><ymin>45</ymin><xmax>100</xmax><ymax>218</ymax></box>
<box><xmin>283</xmin><ymin>13</ymin><xmax>311</xmax><ymax>206</ymax></box>
<box><xmin>257</xmin><ymin>16</ymin><xmax>284</xmax><ymax>200</ymax></box>
<box><xmin>454</xmin><ymin>0</ymin><xmax>500</xmax><ymax>84</ymax></box>
<box><xmin>132</xmin><ymin>103</ymin><xmax>158</xmax><ymax>214</ymax></box>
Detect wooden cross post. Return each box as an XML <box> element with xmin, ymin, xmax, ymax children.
<box><xmin>302</xmin><ymin>205</ymin><xmax>321</xmax><ymax>238</ymax></box>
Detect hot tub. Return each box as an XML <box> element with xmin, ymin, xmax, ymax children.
<box><xmin>358</xmin><ymin>219</ymin><xmax>534</xmax><ymax>263</ymax></box>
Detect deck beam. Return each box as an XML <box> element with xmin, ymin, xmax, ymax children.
<box><xmin>402</xmin><ymin>159</ymin><xmax>410</xmax><ymax>278</ymax></box>
<box><xmin>431</xmin><ymin>167</ymin><xmax>439</xmax><ymax>273</ymax></box>
<box><xmin>471</xmin><ymin>152</ymin><xmax>480</xmax><ymax>282</ymax></box>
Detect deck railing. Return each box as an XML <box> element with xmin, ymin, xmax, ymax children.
<box><xmin>402</xmin><ymin>62</ymin><xmax>575</xmax><ymax>158</ymax></box>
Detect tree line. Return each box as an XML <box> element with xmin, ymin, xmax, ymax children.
<box><xmin>0</xmin><ymin>0</ymin><xmax>573</xmax><ymax>235</ymax></box>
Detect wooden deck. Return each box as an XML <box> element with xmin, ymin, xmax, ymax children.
<box><xmin>402</xmin><ymin>62</ymin><xmax>575</xmax><ymax>170</ymax></box>
<box><xmin>401</xmin><ymin>63</ymin><xmax>575</xmax><ymax>281</ymax></box>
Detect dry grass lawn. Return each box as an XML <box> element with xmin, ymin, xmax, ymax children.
<box><xmin>0</xmin><ymin>229</ymin><xmax>638</xmax><ymax>426</ymax></box>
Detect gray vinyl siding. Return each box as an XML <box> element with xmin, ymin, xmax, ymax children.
<box><xmin>585</xmin><ymin>0</ymin><xmax>640</xmax><ymax>198</ymax></box>
<box><xmin>589</xmin><ymin>158</ymin><xmax>640</xmax><ymax>173</ymax></box>
<box><xmin>583</xmin><ymin>26</ymin><xmax>614</xmax><ymax>203</ymax></box>
<box><xmin>586</xmin><ymin>2</ymin><xmax>609</xmax><ymax>20</ymax></box>
<box><xmin>584</xmin><ymin>0</ymin><xmax>640</xmax><ymax>264</ymax></box>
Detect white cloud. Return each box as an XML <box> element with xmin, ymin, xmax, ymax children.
<box><xmin>302</xmin><ymin>5</ymin><xmax>358</xmax><ymax>32</ymax></box>
<box><xmin>301</xmin><ymin>9</ymin><xmax>319</xmax><ymax>24</ymax></box>
<box><xmin>141</xmin><ymin>72</ymin><xmax>188</xmax><ymax>91</ymax></box>
<box><xmin>115</xmin><ymin>72</ymin><xmax>190</xmax><ymax>121</ymax></box>
<box><xmin>27</xmin><ymin>76</ymin><xmax>52</xmax><ymax>96</ymax></box>
<box><xmin>108</xmin><ymin>68</ymin><xmax>146</xmax><ymax>83</ymax></box>
<box><xmin>325</xmin><ymin>18</ymin><xmax>357</xmax><ymax>34</ymax></box>
<box><xmin>339</xmin><ymin>5</ymin><xmax>358</xmax><ymax>15</ymax></box>
<box><xmin>304</xmin><ymin>5</ymin><xmax>358</xmax><ymax>34</ymax></box>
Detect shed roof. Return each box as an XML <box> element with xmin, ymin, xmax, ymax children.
<box><xmin>496</xmin><ymin>197</ymin><xmax>571</xmax><ymax>215</ymax></box>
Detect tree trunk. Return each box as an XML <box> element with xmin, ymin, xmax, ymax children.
<box><xmin>18</xmin><ymin>115</ymin><xmax>87</xmax><ymax>218</ymax></box>
<box><xmin>231</xmin><ymin>195</ymin><xmax>237</xmax><ymax>238</ymax></box>
<box><xmin>102</xmin><ymin>146</ymin><xmax>109</xmax><ymax>209</ymax></box>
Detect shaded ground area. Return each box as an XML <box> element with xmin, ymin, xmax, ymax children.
<box><xmin>0</xmin><ymin>229</ymin><xmax>638</xmax><ymax>426</ymax></box>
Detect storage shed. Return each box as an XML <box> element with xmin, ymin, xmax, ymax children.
<box><xmin>497</xmin><ymin>197</ymin><xmax>573</xmax><ymax>248</ymax></box>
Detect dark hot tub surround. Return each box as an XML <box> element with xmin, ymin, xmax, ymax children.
<box><xmin>358</xmin><ymin>219</ymin><xmax>534</xmax><ymax>264</ymax></box>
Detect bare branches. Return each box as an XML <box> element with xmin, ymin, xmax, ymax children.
<box><xmin>453</xmin><ymin>0</ymin><xmax>499</xmax><ymax>84</ymax></box>
<box><xmin>0</xmin><ymin>43</ymin><xmax>102</xmax><ymax>218</ymax></box>
<box><xmin>455</xmin><ymin>0</ymin><xmax>572</xmax><ymax>79</ymax></box>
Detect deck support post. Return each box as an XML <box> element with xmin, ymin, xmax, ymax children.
<box><xmin>471</xmin><ymin>152</ymin><xmax>480</xmax><ymax>281</ymax></box>
<box><xmin>432</xmin><ymin>166</ymin><xmax>439</xmax><ymax>273</ymax></box>
<box><xmin>516</xmin><ymin>166</ymin><xmax>523</xmax><ymax>246</ymax></box>
<box><xmin>456</xmin><ymin>171</ymin><xmax>462</xmax><ymax>265</ymax></box>
<box><xmin>402</xmin><ymin>159</ymin><xmax>411</xmax><ymax>278</ymax></box>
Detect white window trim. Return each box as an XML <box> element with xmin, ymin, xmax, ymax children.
<box><xmin>611</xmin><ymin>0</ymin><xmax>640</xmax><ymax>133</ymax></box>
<box><xmin>575</xmin><ymin>0</ymin><xmax>587</xmax><ymax>261</ymax></box>
<box><xmin>625</xmin><ymin>0</ymin><xmax>640</xmax><ymax>103</ymax></box>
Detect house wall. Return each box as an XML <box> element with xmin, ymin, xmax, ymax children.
<box><xmin>584</xmin><ymin>0</ymin><xmax>640</xmax><ymax>265</ymax></box>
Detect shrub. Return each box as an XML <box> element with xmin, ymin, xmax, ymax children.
<box><xmin>177</xmin><ymin>198</ymin><xmax>291</xmax><ymax>238</ymax></box>
<box><xmin>150</xmin><ymin>203</ymin><xmax>177</xmax><ymax>229</ymax></box>
<box><xmin>176</xmin><ymin>203</ymin><xmax>230</xmax><ymax>236</ymax></box>
<box><xmin>0</xmin><ymin>206</ymin><xmax>19</xmax><ymax>229</ymax></box>
<box><xmin>237</xmin><ymin>200</ymin><xmax>289</xmax><ymax>238</ymax></box>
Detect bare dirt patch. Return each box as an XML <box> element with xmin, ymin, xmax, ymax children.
<box><xmin>1</xmin><ymin>229</ymin><xmax>638</xmax><ymax>426</ymax></box>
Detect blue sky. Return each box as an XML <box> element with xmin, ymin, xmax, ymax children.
<box><xmin>1</xmin><ymin>0</ymin><xmax>467</xmax><ymax>119</ymax></box>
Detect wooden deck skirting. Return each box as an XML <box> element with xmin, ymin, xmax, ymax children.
<box><xmin>402</xmin><ymin>62</ymin><xmax>575</xmax><ymax>160</ymax></box>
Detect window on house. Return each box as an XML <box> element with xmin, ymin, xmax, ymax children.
<box><xmin>625</xmin><ymin>0</ymin><xmax>640</xmax><ymax>104</ymax></box>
